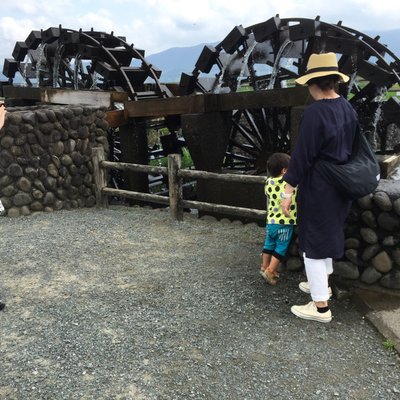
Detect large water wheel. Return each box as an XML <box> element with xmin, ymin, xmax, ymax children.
<box><xmin>2</xmin><ymin>26</ymin><xmax>183</xmax><ymax>192</ymax></box>
<box><xmin>3</xmin><ymin>26</ymin><xmax>168</xmax><ymax>99</ymax></box>
<box><xmin>180</xmin><ymin>16</ymin><xmax>400</xmax><ymax>173</ymax></box>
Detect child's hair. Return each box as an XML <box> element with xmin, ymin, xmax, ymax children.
<box><xmin>267</xmin><ymin>152</ymin><xmax>290</xmax><ymax>177</ymax></box>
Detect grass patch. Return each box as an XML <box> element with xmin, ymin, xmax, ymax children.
<box><xmin>383</xmin><ymin>339</ymin><xmax>395</xmax><ymax>351</ymax></box>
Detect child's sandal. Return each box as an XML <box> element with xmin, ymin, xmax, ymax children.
<box><xmin>261</xmin><ymin>268</ymin><xmax>279</xmax><ymax>285</ymax></box>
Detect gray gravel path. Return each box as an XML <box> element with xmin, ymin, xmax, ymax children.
<box><xmin>1</xmin><ymin>206</ymin><xmax>399</xmax><ymax>400</ymax></box>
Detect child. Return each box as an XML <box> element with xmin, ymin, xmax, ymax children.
<box><xmin>260</xmin><ymin>153</ymin><xmax>297</xmax><ymax>285</ymax></box>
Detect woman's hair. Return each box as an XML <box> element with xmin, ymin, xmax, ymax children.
<box><xmin>267</xmin><ymin>152</ymin><xmax>290</xmax><ymax>177</ymax></box>
<box><xmin>307</xmin><ymin>74</ymin><xmax>340</xmax><ymax>91</ymax></box>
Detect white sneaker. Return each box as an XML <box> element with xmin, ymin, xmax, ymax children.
<box><xmin>291</xmin><ymin>301</ymin><xmax>332</xmax><ymax>323</ymax></box>
<box><xmin>299</xmin><ymin>281</ymin><xmax>332</xmax><ymax>297</ymax></box>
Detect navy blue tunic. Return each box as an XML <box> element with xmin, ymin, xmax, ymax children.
<box><xmin>283</xmin><ymin>96</ymin><xmax>358</xmax><ymax>259</ymax></box>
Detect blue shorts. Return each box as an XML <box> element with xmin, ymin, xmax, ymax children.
<box><xmin>263</xmin><ymin>224</ymin><xmax>294</xmax><ymax>261</ymax></box>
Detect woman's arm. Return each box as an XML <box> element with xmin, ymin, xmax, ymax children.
<box><xmin>281</xmin><ymin>183</ymin><xmax>295</xmax><ymax>217</ymax></box>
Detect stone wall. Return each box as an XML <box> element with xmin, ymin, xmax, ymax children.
<box><xmin>286</xmin><ymin>179</ymin><xmax>400</xmax><ymax>290</ymax></box>
<box><xmin>0</xmin><ymin>105</ymin><xmax>109</xmax><ymax>217</ymax></box>
<box><xmin>343</xmin><ymin>181</ymin><xmax>400</xmax><ymax>289</ymax></box>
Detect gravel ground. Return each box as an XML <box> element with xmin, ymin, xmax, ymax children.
<box><xmin>0</xmin><ymin>206</ymin><xmax>399</xmax><ymax>400</ymax></box>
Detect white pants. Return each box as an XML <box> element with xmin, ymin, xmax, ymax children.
<box><xmin>304</xmin><ymin>254</ymin><xmax>333</xmax><ymax>302</ymax></box>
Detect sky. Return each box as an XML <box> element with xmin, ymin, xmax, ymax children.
<box><xmin>0</xmin><ymin>0</ymin><xmax>399</xmax><ymax>63</ymax></box>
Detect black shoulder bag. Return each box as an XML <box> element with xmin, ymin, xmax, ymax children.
<box><xmin>314</xmin><ymin>126</ymin><xmax>380</xmax><ymax>200</ymax></box>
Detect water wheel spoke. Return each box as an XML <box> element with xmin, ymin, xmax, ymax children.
<box><xmin>243</xmin><ymin>109</ymin><xmax>264</xmax><ymax>146</ymax></box>
<box><xmin>232</xmin><ymin>119</ymin><xmax>262</xmax><ymax>152</ymax></box>
<box><xmin>225</xmin><ymin>151</ymin><xmax>256</xmax><ymax>162</ymax></box>
<box><xmin>229</xmin><ymin>139</ymin><xmax>259</xmax><ymax>156</ymax></box>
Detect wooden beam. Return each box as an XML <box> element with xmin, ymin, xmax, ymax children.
<box><xmin>3</xmin><ymin>86</ymin><xmax>128</xmax><ymax>108</ymax></box>
<box><xmin>102</xmin><ymin>188</ymin><xmax>169</xmax><ymax>205</ymax></box>
<box><xmin>124</xmin><ymin>86</ymin><xmax>310</xmax><ymax>117</ymax></box>
<box><xmin>105</xmin><ymin>110</ymin><xmax>129</xmax><ymax>127</ymax></box>
<box><xmin>214</xmin><ymin>86</ymin><xmax>310</xmax><ymax>110</ymax></box>
<box><xmin>3</xmin><ymin>86</ymin><xmax>42</xmax><ymax>101</ymax></box>
<box><xmin>182</xmin><ymin>199</ymin><xmax>266</xmax><ymax>220</ymax></box>
<box><xmin>123</xmin><ymin>95</ymin><xmax>207</xmax><ymax>118</ymax></box>
<box><xmin>101</xmin><ymin>160</ymin><xmax>167</xmax><ymax>176</ymax></box>
<box><xmin>4</xmin><ymin>85</ymin><xmax>310</xmax><ymax>120</ymax></box>
<box><xmin>178</xmin><ymin>169</ymin><xmax>265</xmax><ymax>184</ymax></box>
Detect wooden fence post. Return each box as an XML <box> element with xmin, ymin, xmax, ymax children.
<box><xmin>168</xmin><ymin>154</ymin><xmax>183</xmax><ymax>221</ymax></box>
<box><xmin>92</xmin><ymin>147</ymin><xmax>109</xmax><ymax>208</ymax></box>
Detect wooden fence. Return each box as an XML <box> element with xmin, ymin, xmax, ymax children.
<box><xmin>92</xmin><ymin>147</ymin><xmax>267</xmax><ymax>221</ymax></box>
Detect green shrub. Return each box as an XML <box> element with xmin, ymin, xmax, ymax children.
<box><xmin>149</xmin><ymin>147</ymin><xmax>193</xmax><ymax>169</ymax></box>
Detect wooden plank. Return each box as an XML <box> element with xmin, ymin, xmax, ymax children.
<box><xmin>101</xmin><ymin>159</ymin><xmax>264</xmax><ymax>184</ymax></box>
<box><xmin>102</xmin><ymin>187</ymin><xmax>169</xmax><ymax>205</ymax></box>
<box><xmin>182</xmin><ymin>199</ymin><xmax>266</xmax><ymax>220</ymax></box>
<box><xmin>4</xmin><ymin>85</ymin><xmax>310</xmax><ymax>120</ymax></box>
<box><xmin>106</xmin><ymin>110</ymin><xmax>128</xmax><ymax>127</ymax></box>
<box><xmin>110</xmin><ymin>91</ymin><xmax>129</xmax><ymax>102</ymax></box>
<box><xmin>204</xmin><ymin>86</ymin><xmax>310</xmax><ymax>111</ymax></box>
<box><xmin>178</xmin><ymin>169</ymin><xmax>265</xmax><ymax>185</ymax></box>
<box><xmin>3</xmin><ymin>86</ymin><xmax>42</xmax><ymax>100</ymax></box>
<box><xmin>124</xmin><ymin>95</ymin><xmax>206</xmax><ymax>117</ymax></box>
<box><xmin>43</xmin><ymin>89</ymin><xmax>113</xmax><ymax>107</ymax></box>
<box><xmin>124</xmin><ymin>86</ymin><xmax>310</xmax><ymax>117</ymax></box>
<box><xmin>101</xmin><ymin>160</ymin><xmax>167</xmax><ymax>176</ymax></box>
<box><xmin>3</xmin><ymin>86</ymin><xmax>127</xmax><ymax>108</ymax></box>
<box><xmin>101</xmin><ymin>159</ymin><xmax>265</xmax><ymax>184</ymax></box>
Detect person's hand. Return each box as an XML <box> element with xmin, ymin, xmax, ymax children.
<box><xmin>281</xmin><ymin>197</ymin><xmax>292</xmax><ymax>217</ymax></box>
<box><xmin>0</xmin><ymin>103</ymin><xmax>6</xmax><ymax>130</ymax></box>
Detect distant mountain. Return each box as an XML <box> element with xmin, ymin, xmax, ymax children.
<box><xmin>147</xmin><ymin>30</ymin><xmax>400</xmax><ymax>84</ymax></box>
<box><xmin>146</xmin><ymin>43</ymin><xmax>217</xmax><ymax>84</ymax></box>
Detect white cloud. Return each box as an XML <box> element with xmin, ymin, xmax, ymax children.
<box><xmin>0</xmin><ymin>0</ymin><xmax>399</xmax><ymax>69</ymax></box>
<box><xmin>76</xmin><ymin>9</ymin><xmax>116</xmax><ymax>32</ymax></box>
<box><xmin>13</xmin><ymin>3</ymin><xmax>38</xmax><ymax>15</ymax></box>
<box><xmin>0</xmin><ymin>17</ymin><xmax>35</xmax><ymax>42</ymax></box>
<box><xmin>98</xmin><ymin>0</ymin><xmax>400</xmax><ymax>54</ymax></box>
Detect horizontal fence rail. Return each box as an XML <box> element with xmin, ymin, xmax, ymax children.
<box><xmin>102</xmin><ymin>188</ymin><xmax>170</xmax><ymax>205</ymax></box>
<box><xmin>101</xmin><ymin>160</ymin><xmax>168</xmax><ymax>176</ymax></box>
<box><xmin>92</xmin><ymin>147</ymin><xmax>267</xmax><ymax>221</ymax></box>
<box><xmin>178</xmin><ymin>169</ymin><xmax>265</xmax><ymax>185</ymax></box>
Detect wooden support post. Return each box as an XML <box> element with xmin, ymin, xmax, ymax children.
<box><xmin>118</xmin><ymin>119</ymin><xmax>149</xmax><ymax>202</ymax></box>
<box><xmin>92</xmin><ymin>147</ymin><xmax>109</xmax><ymax>208</ymax></box>
<box><xmin>168</xmin><ymin>154</ymin><xmax>183</xmax><ymax>221</ymax></box>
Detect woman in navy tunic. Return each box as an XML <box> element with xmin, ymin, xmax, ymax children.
<box><xmin>281</xmin><ymin>52</ymin><xmax>358</xmax><ymax>323</ymax></box>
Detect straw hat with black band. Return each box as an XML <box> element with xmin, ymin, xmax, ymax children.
<box><xmin>295</xmin><ymin>52</ymin><xmax>349</xmax><ymax>85</ymax></box>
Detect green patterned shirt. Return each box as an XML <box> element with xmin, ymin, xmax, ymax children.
<box><xmin>265</xmin><ymin>176</ymin><xmax>297</xmax><ymax>225</ymax></box>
